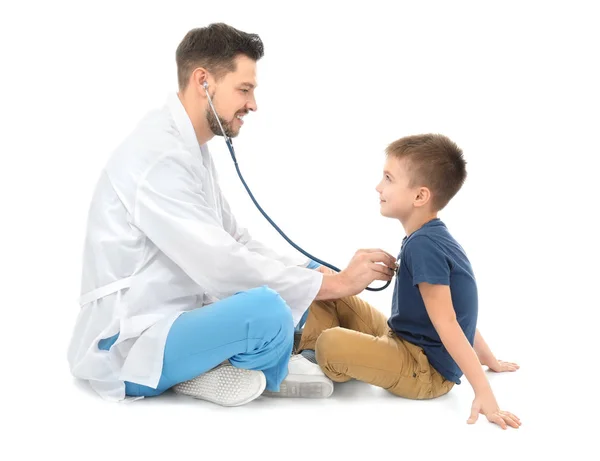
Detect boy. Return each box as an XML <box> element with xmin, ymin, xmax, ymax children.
<box><xmin>297</xmin><ymin>134</ymin><xmax>521</xmax><ymax>429</ymax></box>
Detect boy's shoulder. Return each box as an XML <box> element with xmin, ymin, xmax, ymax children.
<box><xmin>401</xmin><ymin>218</ymin><xmax>469</xmax><ymax>262</ymax></box>
<box><xmin>398</xmin><ymin>219</ymin><xmax>475</xmax><ymax>288</ymax></box>
<box><xmin>402</xmin><ymin>218</ymin><xmax>449</xmax><ymax>251</ymax></box>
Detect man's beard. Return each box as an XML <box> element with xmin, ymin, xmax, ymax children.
<box><xmin>206</xmin><ymin>106</ymin><xmax>238</xmax><ymax>138</ymax></box>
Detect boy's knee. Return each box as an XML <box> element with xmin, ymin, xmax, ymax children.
<box><xmin>315</xmin><ymin>327</ymin><xmax>345</xmax><ymax>364</ymax></box>
<box><xmin>315</xmin><ymin>328</ymin><xmax>351</xmax><ymax>383</ymax></box>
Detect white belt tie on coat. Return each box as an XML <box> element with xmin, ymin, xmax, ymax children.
<box><xmin>78</xmin><ymin>276</ymin><xmax>134</xmax><ymax>307</ymax></box>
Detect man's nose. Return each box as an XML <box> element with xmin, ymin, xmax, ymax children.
<box><xmin>247</xmin><ymin>95</ymin><xmax>257</xmax><ymax>112</ymax></box>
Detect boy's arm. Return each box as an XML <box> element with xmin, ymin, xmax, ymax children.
<box><xmin>474</xmin><ymin>329</ymin><xmax>520</xmax><ymax>372</ymax></box>
<box><xmin>418</xmin><ymin>282</ymin><xmax>521</xmax><ymax>430</ymax></box>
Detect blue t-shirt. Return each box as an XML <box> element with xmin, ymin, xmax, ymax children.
<box><xmin>388</xmin><ymin>218</ymin><xmax>478</xmax><ymax>384</ymax></box>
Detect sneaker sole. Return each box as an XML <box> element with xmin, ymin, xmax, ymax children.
<box><xmin>172</xmin><ymin>365</ymin><xmax>266</xmax><ymax>407</ymax></box>
<box><xmin>263</xmin><ymin>374</ymin><xmax>334</xmax><ymax>398</ymax></box>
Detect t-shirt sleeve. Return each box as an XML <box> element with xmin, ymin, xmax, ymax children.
<box><xmin>403</xmin><ymin>236</ymin><xmax>451</xmax><ymax>286</ymax></box>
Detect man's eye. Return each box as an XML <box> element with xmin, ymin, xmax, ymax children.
<box><xmin>241</xmin><ymin>89</ymin><xmax>249</xmax><ymax>94</ymax></box>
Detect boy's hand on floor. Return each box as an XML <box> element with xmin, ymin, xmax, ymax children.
<box><xmin>484</xmin><ymin>359</ymin><xmax>520</xmax><ymax>373</ymax></box>
<box><xmin>468</xmin><ymin>393</ymin><xmax>521</xmax><ymax>430</ymax></box>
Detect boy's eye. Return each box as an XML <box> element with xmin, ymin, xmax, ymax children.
<box><xmin>240</xmin><ymin>89</ymin><xmax>249</xmax><ymax>94</ymax></box>
<box><xmin>385</xmin><ymin>175</ymin><xmax>391</xmax><ymax>181</ymax></box>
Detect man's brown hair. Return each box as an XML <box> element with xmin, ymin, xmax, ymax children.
<box><xmin>176</xmin><ymin>23</ymin><xmax>264</xmax><ymax>90</ymax></box>
<box><xmin>386</xmin><ymin>134</ymin><xmax>467</xmax><ymax>211</ymax></box>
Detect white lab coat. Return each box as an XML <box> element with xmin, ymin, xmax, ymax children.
<box><xmin>67</xmin><ymin>93</ymin><xmax>323</xmax><ymax>402</ymax></box>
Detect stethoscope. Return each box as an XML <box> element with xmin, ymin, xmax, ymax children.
<box><xmin>203</xmin><ymin>81</ymin><xmax>393</xmax><ymax>292</ymax></box>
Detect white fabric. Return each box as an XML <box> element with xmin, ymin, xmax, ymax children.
<box><xmin>67</xmin><ymin>93</ymin><xmax>323</xmax><ymax>402</ymax></box>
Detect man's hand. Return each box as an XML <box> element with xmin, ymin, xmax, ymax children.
<box><xmin>468</xmin><ymin>392</ymin><xmax>521</xmax><ymax>430</ymax></box>
<box><xmin>316</xmin><ymin>249</ymin><xmax>396</xmax><ymax>300</ymax></box>
<box><xmin>337</xmin><ymin>249</ymin><xmax>396</xmax><ymax>295</ymax></box>
<box><xmin>484</xmin><ymin>359</ymin><xmax>520</xmax><ymax>373</ymax></box>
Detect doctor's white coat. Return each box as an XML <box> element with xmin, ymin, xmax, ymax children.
<box><xmin>67</xmin><ymin>93</ymin><xmax>323</xmax><ymax>401</ymax></box>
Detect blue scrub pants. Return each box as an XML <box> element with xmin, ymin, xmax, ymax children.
<box><xmin>99</xmin><ymin>286</ymin><xmax>297</xmax><ymax>397</ymax></box>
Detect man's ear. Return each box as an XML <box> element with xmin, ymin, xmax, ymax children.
<box><xmin>191</xmin><ymin>67</ymin><xmax>211</xmax><ymax>95</ymax></box>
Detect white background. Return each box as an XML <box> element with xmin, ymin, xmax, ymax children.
<box><xmin>1</xmin><ymin>0</ymin><xmax>598</xmax><ymax>459</ymax></box>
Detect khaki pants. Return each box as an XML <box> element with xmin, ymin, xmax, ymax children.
<box><xmin>297</xmin><ymin>295</ymin><xmax>455</xmax><ymax>399</ymax></box>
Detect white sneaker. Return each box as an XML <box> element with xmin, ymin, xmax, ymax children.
<box><xmin>172</xmin><ymin>362</ymin><xmax>266</xmax><ymax>407</ymax></box>
<box><xmin>263</xmin><ymin>354</ymin><xmax>334</xmax><ymax>398</ymax></box>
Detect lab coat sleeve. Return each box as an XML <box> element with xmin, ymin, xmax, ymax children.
<box><xmin>218</xmin><ymin>191</ymin><xmax>314</xmax><ymax>268</ymax></box>
<box><xmin>132</xmin><ymin>153</ymin><xmax>322</xmax><ymax>323</ymax></box>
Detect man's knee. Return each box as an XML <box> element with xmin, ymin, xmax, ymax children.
<box><xmin>246</xmin><ymin>286</ymin><xmax>293</xmax><ymax>330</ymax></box>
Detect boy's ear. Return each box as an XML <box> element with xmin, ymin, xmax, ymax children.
<box><xmin>414</xmin><ymin>187</ymin><xmax>432</xmax><ymax>208</ymax></box>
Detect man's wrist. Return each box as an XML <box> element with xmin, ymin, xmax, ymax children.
<box><xmin>316</xmin><ymin>273</ymin><xmax>347</xmax><ymax>300</ymax></box>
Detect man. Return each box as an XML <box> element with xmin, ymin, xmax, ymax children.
<box><xmin>67</xmin><ymin>23</ymin><xmax>396</xmax><ymax>406</ymax></box>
